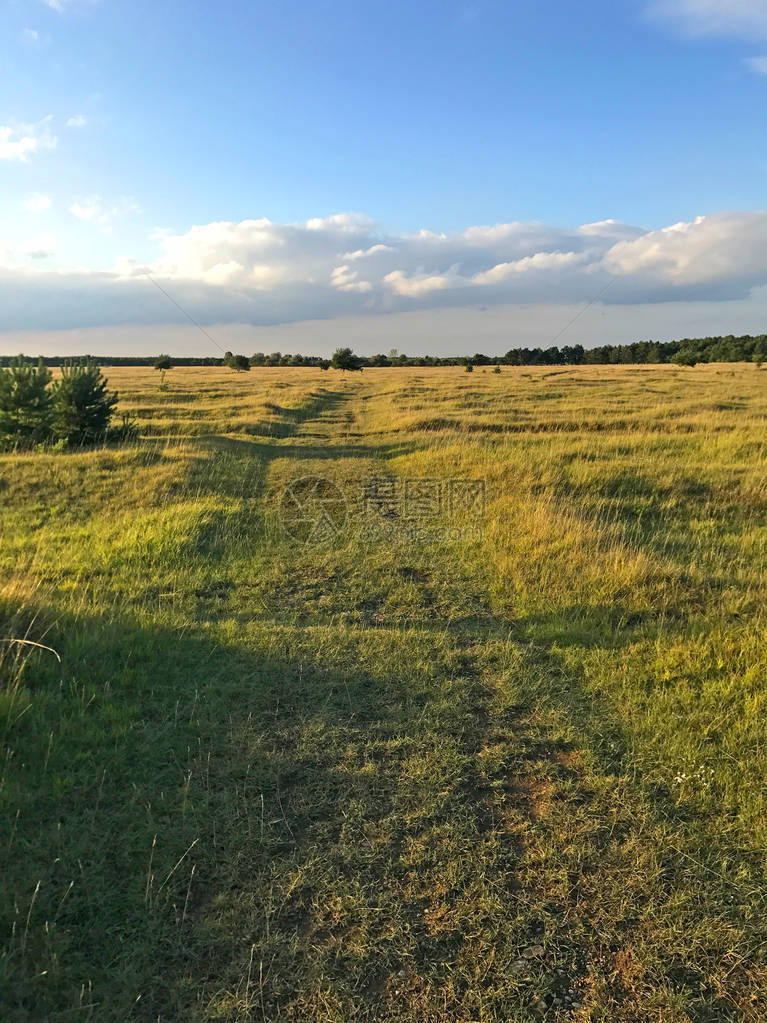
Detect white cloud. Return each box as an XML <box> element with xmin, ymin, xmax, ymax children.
<box><xmin>305</xmin><ymin>212</ymin><xmax>375</xmax><ymax>234</ymax></box>
<box><xmin>604</xmin><ymin>211</ymin><xmax>767</xmax><ymax>291</ymax></box>
<box><xmin>331</xmin><ymin>265</ymin><xmax>373</xmax><ymax>293</ymax></box>
<box><xmin>69</xmin><ymin>195</ymin><xmax>141</xmax><ymax>227</ymax></box>
<box><xmin>251</xmin><ymin>264</ymin><xmax>285</xmax><ymax>289</ymax></box>
<box><xmin>577</xmin><ymin>219</ymin><xmax>645</xmax><ymax>240</ymax></box>
<box><xmin>69</xmin><ymin>198</ymin><xmax>101</xmax><ymax>221</ymax></box>
<box><xmin>343</xmin><ymin>243</ymin><xmax>397</xmax><ymax>261</ymax></box>
<box><xmin>383</xmin><ymin>269</ymin><xmax>458</xmax><ymax>296</ymax></box>
<box><xmin>22</xmin><ymin>28</ymin><xmax>39</xmax><ymax>41</ymax></box>
<box><xmin>462</xmin><ymin>222</ymin><xmax>531</xmax><ymax>245</ymax></box>
<box><xmin>24</xmin><ymin>192</ymin><xmax>53</xmax><ymax>213</ymax></box>
<box><xmin>67</xmin><ymin>114</ymin><xmax>87</xmax><ymax>128</ymax></box>
<box><xmin>647</xmin><ymin>0</ymin><xmax>767</xmax><ymax>39</ymax></box>
<box><xmin>472</xmin><ymin>250</ymin><xmax>588</xmax><ymax>285</ymax></box>
<box><xmin>0</xmin><ymin>117</ymin><xmax>56</xmax><ymax>162</ymax></box>
<box><xmin>744</xmin><ymin>54</ymin><xmax>767</xmax><ymax>73</ymax></box>
<box><xmin>3</xmin><ymin>209</ymin><xmax>767</xmax><ymax>331</ymax></box>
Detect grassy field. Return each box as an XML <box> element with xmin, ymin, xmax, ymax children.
<box><xmin>1</xmin><ymin>363</ymin><xmax>765</xmax><ymax>1021</ymax></box>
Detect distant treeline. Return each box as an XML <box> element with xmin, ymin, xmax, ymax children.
<box><xmin>3</xmin><ymin>334</ymin><xmax>765</xmax><ymax>368</ymax></box>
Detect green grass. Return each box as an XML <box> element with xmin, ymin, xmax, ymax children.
<box><xmin>1</xmin><ymin>363</ymin><xmax>765</xmax><ymax>1021</ymax></box>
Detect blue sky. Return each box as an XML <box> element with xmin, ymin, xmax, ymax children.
<box><xmin>2</xmin><ymin>0</ymin><xmax>767</xmax><ymax>354</ymax></box>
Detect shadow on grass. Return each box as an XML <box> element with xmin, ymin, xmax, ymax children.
<box><xmin>241</xmin><ymin>388</ymin><xmax>353</xmax><ymax>439</ymax></box>
<box><xmin>200</xmin><ymin>433</ymin><xmax>423</xmax><ymax>464</ymax></box>
<box><xmin>1</xmin><ymin>581</ymin><xmax>761</xmax><ymax>1020</ymax></box>
<box><xmin>0</xmin><ymin>600</ymin><xmax>524</xmax><ymax>1021</ymax></box>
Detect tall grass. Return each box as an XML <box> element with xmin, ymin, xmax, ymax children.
<box><xmin>0</xmin><ymin>363</ymin><xmax>765</xmax><ymax>1021</ymax></box>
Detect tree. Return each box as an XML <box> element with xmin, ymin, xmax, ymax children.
<box><xmin>331</xmin><ymin>347</ymin><xmax>363</xmax><ymax>371</ymax></box>
<box><xmin>0</xmin><ymin>357</ymin><xmax>52</xmax><ymax>446</ymax></box>
<box><xmin>154</xmin><ymin>354</ymin><xmax>172</xmax><ymax>371</ymax></box>
<box><xmin>671</xmin><ymin>350</ymin><xmax>698</xmax><ymax>367</ymax></box>
<box><xmin>225</xmin><ymin>353</ymin><xmax>251</xmax><ymax>372</ymax></box>
<box><xmin>51</xmin><ymin>359</ymin><xmax>118</xmax><ymax>445</ymax></box>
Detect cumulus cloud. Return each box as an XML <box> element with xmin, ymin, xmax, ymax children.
<box><xmin>305</xmin><ymin>212</ymin><xmax>375</xmax><ymax>234</ymax></box>
<box><xmin>69</xmin><ymin>197</ymin><xmax>111</xmax><ymax>222</ymax></box>
<box><xmin>331</xmin><ymin>265</ymin><xmax>373</xmax><ymax>293</ymax></box>
<box><xmin>471</xmin><ymin>250</ymin><xmax>588</xmax><ymax>285</ymax></box>
<box><xmin>121</xmin><ymin>215</ymin><xmax>375</xmax><ymax>285</ymax></box>
<box><xmin>0</xmin><ymin>117</ymin><xmax>56</xmax><ymax>162</ymax></box>
<box><xmin>604</xmin><ymin>212</ymin><xmax>767</xmax><ymax>295</ymax></box>
<box><xmin>383</xmin><ymin>269</ymin><xmax>457</xmax><ymax>297</ymax></box>
<box><xmin>646</xmin><ymin>0</ymin><xmax>767</xmax><ymax>39</ymax></box>
<box><xmin>67</xmin><ymin>114</ymin><xmax>87</xmax><ymax>128</ymax></box>
<box><xmin>24</xmin><ymin>192</ymin><xmax>52</xmax><ymax>213</ymax></box>
<box><xmin>3</xmin><ymin>209</ymin><xmax>767</xmax><ymax>331</ymax></box>
<box><xmin>343</xmin><ymin>243</ymin><xmax>397</xmax><ymax>261</ymax></box>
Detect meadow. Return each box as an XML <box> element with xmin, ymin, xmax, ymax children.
<box><xmin>0</xmin><ymin>362</ymin><xmax>765</xmax><ymax>1021</ymax></box>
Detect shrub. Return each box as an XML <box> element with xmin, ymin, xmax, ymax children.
<box><xmin>465</xmin><ymin>362</ymin><xmax>474</xmax><ymax>373</ymax></box>
<box><xmin>50</xmin><ymin>359</ymin><xmax>118</xmax><ymax>446</ymax></box>
<box><xmin>0</xmin><ymin>357</ymin><xmax>52</xmax><ymax>447</ymax></box>
<box><xmin>225</xmin><ymin>354</ymin><xmax>251</xmax><ymax>372</ymax></box>
<box><xmin>671</xmin><ymin>350</ymin><xmax>698</xmax><ymax>367</ymax></box>
<box><xmin>493</xmin><ymin>365</ymin><xmax>501</xmax><ymax>374</ymax></box>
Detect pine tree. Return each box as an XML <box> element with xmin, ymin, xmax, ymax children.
<box><xmin>0</xmin><ymin>357</ymin><xmax>52</xmax><ymax>446</ymax></box>
<box><xmin>51</xmin><ymin>359</ymin><xmax>118</xmax><ymax>445</ymax></box>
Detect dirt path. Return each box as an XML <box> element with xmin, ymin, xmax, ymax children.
<box><xmin>187</xmin><ymin>377</ymin><xmax>763</xmax><ymax>1021</ymax></box>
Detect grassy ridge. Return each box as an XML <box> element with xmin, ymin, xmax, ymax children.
<box><xmin>0</xmin><ymin>364</ymin><xmax>765</xmax><ymax>1021</ymax></box>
